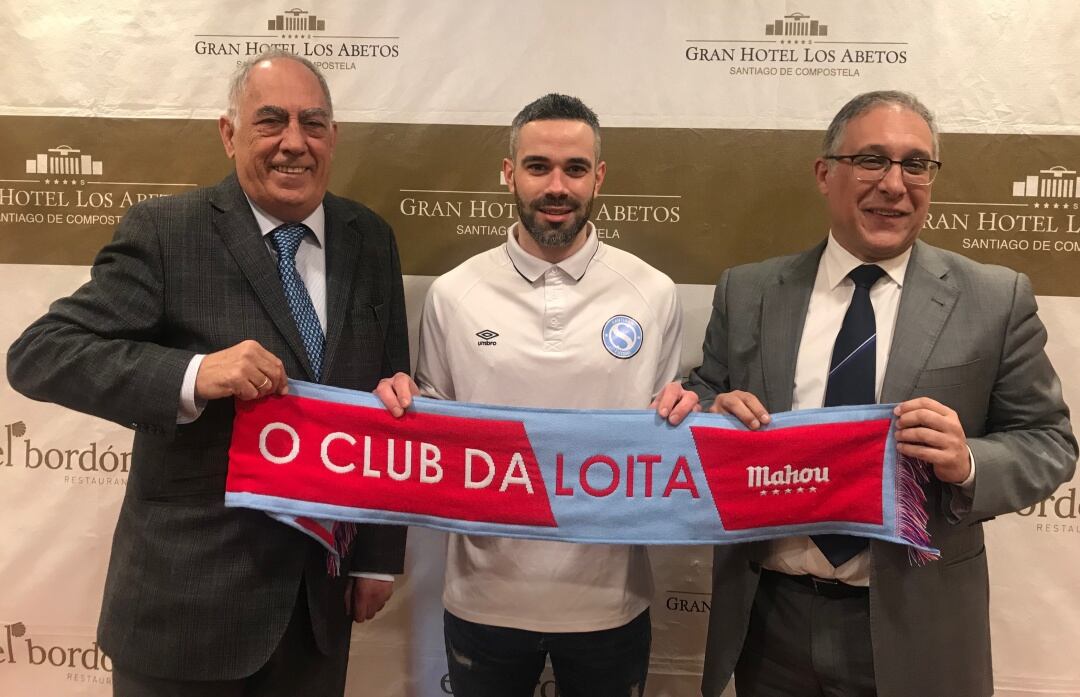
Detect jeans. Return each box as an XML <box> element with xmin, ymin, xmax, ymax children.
<box><xmin>443</xmin><ymin>608</ymin><xmax>650</xmax><ymax>697</ymax></box>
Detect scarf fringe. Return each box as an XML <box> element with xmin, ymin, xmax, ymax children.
<box><xmin>325</xmin><ymin>521</ymin><xmax>358</xmax><ymax>577</ymax></box>
<box><xmin>897</xmin><ymin>453</ymin><xmax>940</xmax><ymax>566</ymax></box>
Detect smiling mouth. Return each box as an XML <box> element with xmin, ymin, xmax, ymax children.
<box><xmin>865</xmin><ymin>208</ymin><xmax>906</xmax><ymax>217</ymax></box>
<box><xmin>273</xmin><ymin>165</ymin><xmax>308</xmax><ymax>175</ymax></box>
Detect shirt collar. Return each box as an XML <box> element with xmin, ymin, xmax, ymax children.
<box><xmin>822</xmin><ymin>231</ymin><xmax>911</xmax><ymax>290</ymax></box>
<box><xmin>246</xmin><ymin>196</ymin><xmax>326</xmax><ymax>249</ymax></box>
<box><xmin>505</xmin><ymin>221</ymin><xmax>600</xmax><ymax>282</ymax></box>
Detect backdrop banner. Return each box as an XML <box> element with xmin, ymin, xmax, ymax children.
<box><xmin>2</xmin><ymin>2</ymin><xmax>1078</xmax><ymax>696</ymax></box>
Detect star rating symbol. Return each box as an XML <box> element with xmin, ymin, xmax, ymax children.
<box><xmin>809</xmin><ymin>486</ymin><xmax>818</xmax><ymax>493</ymax></box>
<box><xmin>772</xmin><ymin>489</ymin><xmax>780</xmax><ymax>495</ymax></box>
<box><xmin>1034</xmin><ymin>202</ymin><xmax>1041</xmax><ymax>208</ymax></box>
<box><xmin>796</xmin><ymin>487</ymin><xmax>805</xmax><ymax>493</ymax></box>
<box><xmin>784</xmin><ymin>488</ymin><xmax>792</xmax><ymax>494</ymax></box>
<box><xmin>1054</xmin><ymin>202</ymin><xmax>1060</xmax><ymax>209</ymax></box>
<box><xmin>760</xmin><ymin>490</ymin><xmax>768</xmax><ymax>497</ymax></box>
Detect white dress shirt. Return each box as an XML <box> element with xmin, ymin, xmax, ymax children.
<box><xmin>177</xmin><ymin>200</ymin><xmax>326</xmax><ymax>421</ymax></box>
<box><xmin>762</xmin><ymin>233</ymin><xmax>963</xmax><ymax>585</ymax></box>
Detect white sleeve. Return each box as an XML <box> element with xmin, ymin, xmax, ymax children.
<box><xmin>177</xmin><ymin>354</ymin><xmax>207</xmax><ymax>424</ymax></box>
<box><xmin>414</xmin><ymin>282</ymin><xmax>455</xmax><ymax>401</ymax></box>
<box><xmin>653</xmin><ymin>283</ymin><xmax>684</xmax><ymax>396</ymax></box>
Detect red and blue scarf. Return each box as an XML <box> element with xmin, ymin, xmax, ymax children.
<box><xmin>226</xmin><ymin>380</ymin><xmax>938</xmax><ymax>574</ymax></box>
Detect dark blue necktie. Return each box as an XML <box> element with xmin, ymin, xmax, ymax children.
<box><xmin>812</xmin><ymin>264</ymin><xmax>886</xmax><ymax>567</ymax></box>
<box><xmin>270</xmin><ymin>223</ymin><xmax>325</xmax><ymax>382</ymax></box>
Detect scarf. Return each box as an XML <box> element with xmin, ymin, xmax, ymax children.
<box><xmin>226</xmin><ymin>380</ymin><xmax>938</xmax><ymax>574</ymax></box>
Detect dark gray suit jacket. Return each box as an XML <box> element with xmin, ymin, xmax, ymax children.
<box><xmin>7</xmin><ymin>174</ymin><xmax>410</xmax><ymax>680</ymax></box>
<box><xmin>686</xmin><ymin>240</ymin><xmax>1076</xmax><ymax>697</ymax></box>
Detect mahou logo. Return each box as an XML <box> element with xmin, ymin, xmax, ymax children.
<box><xmin>0</xmin><ymin>622</ymin><xmax>113</xmax><ymax>677</ymax></box>
<box><xmin>746</xmin><ymin>463</ymin><xmax>830</xmax><ymax>494</ymax></box>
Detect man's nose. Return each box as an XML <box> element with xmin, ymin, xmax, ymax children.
<box><xmin>280</xmin><ymin>119</ymin><xmax>307</xmax><ymax>154</ymax></box>
<box><xmin>544</xmin><ymin>169</ymin><xmax>571</xmax><ymax>197</ymax></box>
<box><xmin>876</xmin><ymin>162</ymin><xmax>907</xmax><ymax>195</ymax></box>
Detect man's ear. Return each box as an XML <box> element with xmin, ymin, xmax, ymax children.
<box><xmin>814</xmin><ymin>158</ymin><xmax>830</xmax><ymax>195</ymax></box>
<box><xmin>219</xmin><ymin>116</ymin><xmax>236</xmax><ymax>159</ymax></box>
<box><xmin>502</xmin><ymin>158</ymin><xmax>515</xmax><ymax>193</ymax></box>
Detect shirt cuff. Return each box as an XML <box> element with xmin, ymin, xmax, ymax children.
<box><xmin>348</xmin><ymin>572</ymin><xmax>395</xmax><ymax>582</ymax></box>
<box><xmin>177</xmin><ymin>354</ymin><xmax>207</xmax><ymax>424</ymax></box>
<box><xmin>947</xmin><ymin>446</ymin><xmax>977</xmax><ymax>520</ymax></box>
<box><xmin>958</xmin><ymin>445</ymin><xmax>976</xmax><ymax>493</ymax></box>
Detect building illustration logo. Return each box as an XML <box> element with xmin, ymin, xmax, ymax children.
<box><xmin>764</xmin><ymin>12</ymin><xmax>827</xmax><ymax>37</ymax></box>
<box><xmin>193</xmin><ymin>7</ymin><xmax>399</xmax><ymax>65</ymax></box>
<box><xmin>1013</xmin><ymin>166</ymin><xmax>1080</xmax><ymax>199</ymax></box>
<box><xmin>684</xmin><ymin>10</ymin><xmax>908</xmax><ymax>74</ymax></box>
<box><xmin>26</xmin><ymin>146</ymin><xmax>102</xmax><ymax>178</ymax></box>
<box><xmin>268</xmin><ymin>8</ymin><xmax>326</xmax><ymax>35</ymax></box>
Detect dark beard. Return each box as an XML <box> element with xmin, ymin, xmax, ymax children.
<box><xmin>516</xmin><ymin>193</ymin><xmax>593</xmax><ymax>249</ymax></box>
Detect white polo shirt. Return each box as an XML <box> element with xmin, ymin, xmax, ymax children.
<box><xmin>416</xmin><ymin>222</ymin><xmax>683</xmax><ymax>632</ymax></box>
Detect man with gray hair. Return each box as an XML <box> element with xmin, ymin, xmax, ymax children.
<box><xmin>8</xmin><ymin>50</ymin><xmax>409</xmax><ymax>696</ymax></box>
<box><xmin>687</xmin><ymin>90</ymin><xmax>1075</xmax><ymax>696</ymax></box>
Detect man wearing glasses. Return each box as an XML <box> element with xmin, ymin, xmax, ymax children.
<box><xmin>687</xmin><ymin>91</ymin><xmax>1075</xmax><ymax>697</ymax></box>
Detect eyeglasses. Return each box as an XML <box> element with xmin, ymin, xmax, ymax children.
<box><xmin>825</xmin><ymin>154</ymin><xmax>942</xmax><ymax>185</ymax></box>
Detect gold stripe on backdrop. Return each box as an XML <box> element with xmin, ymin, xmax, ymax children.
<box><xmin>3</xmin><ymin>117</ymin><xmax>1080</xmax><ymax>295</ymax></box>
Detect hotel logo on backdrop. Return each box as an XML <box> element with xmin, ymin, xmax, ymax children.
<box><xmin>1012</xmin><ymin>166</ymin><xmax>1080</xmax><ymax>201</ymax></box>
<box><xmin>0</xmin><ymin>142</ymin><xmax>194</xmax><ymax>237</ymax></box>
<box><xmin>26</xmin><ymin>145</ymin><xmax>102</xmax><ymax>180</ymax></box>
<box><xmin>925</xmin><ymin>161</ymin><xmax>1080</xmax><ymax>259</ymax></box>
<box><xmin>396</xmin><ymin>171</ymin><xmax>682</xmax><ymax>244</ymax></box>
<box><xmin>194</xmin><ymin>7</ymin><xmax>399</xmax><ymax>69</ymax></box>
<box><xmin>268</xmin><ymin>8</ymin><xmax>326</xmax><ymax>34</ymax></box>
<box><xmin>684</xmin><ymin>11</ymin><xmax>908</xmax><ymax>79</ymax></box>
<box><xmin>765</xmin><ymin>12</ymin><xmax>827</xmax><ymax>37</ymax></box>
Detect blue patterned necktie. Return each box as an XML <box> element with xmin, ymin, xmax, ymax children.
<box><xmin>812</xmin><ymin>263</ymin><xmax>886</xmax><ymax>567</ymax></box>
<box><xmin>270</xmin><ymin>223</ymin><xmax>324</xmax><ymax>382</ymax></box>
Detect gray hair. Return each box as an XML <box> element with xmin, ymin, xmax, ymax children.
<box><xmin>509</xmin><ymin>93</ymin><xmax>601</xmax><ymax>160</ymax></box>
<box><xmin>822</xmin><ymin>90</ymin><xmax>939</xmax><ymax>159</ymax></box>
<box><xmin>225</xmin><ymin>49</ymin><xmax>333</xmax><ymax>125</ymax></box>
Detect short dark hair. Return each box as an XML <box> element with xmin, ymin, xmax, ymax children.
<box><xmin>509</xmin><ymin>93</ymin><xmax>601</xmax><ymax>160</ymax></box>
<box><xmin>822</xmin><ymin>90</ymin><xmax>939</xmax><ymax>159</ymax></box>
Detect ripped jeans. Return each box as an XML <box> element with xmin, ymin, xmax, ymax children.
<box><xmin>443</xmin><ymin>609</ymin><xmax>650</xmax><ymax>697</ymax></box>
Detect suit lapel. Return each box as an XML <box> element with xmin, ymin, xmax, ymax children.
<box><xmin>760</xmin><ymin>244</ymin><xmax>822</xmax><ymax>412</ymax></box>
<box><xmin>881</xmin><ymin>241</ymin><xmax>959</xmax><ymax>402</ymax></box>
<box><xmin>210</xmin><ymin>174</ymin><xmax>316</xmax><ymax>380</ymax></box>
<box><xmin>321</xmin><ymin>194</ymin><xmax>363</xmax><ymax>380</ymax></box>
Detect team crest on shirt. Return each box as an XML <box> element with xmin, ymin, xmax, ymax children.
<box><xmin>602</xmin><ymin>315</ymin><xmax>643</xmax><ymax>359</ymax></box>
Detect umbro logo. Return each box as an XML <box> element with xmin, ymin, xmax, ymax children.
<box><xmin>476</xmin><ymin>329</ymin><xmax>499</xmax><ymax>346</ymax></box>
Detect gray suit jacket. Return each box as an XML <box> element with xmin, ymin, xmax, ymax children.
<box><xmin>686</xmin><ymin>240</ymin><xmax>1076</xmax><ymax>697</ymax></box>
<box><xmin>7</xmin><ymin>174</ymin><xmax>410</xmax><ymax>680</ymax></box>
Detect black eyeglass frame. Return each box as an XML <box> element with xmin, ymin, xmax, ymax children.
<box><xmin>825</xmin><ymin>154</ymin><xmax>943</xmax><ymax>185</ymax></box>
